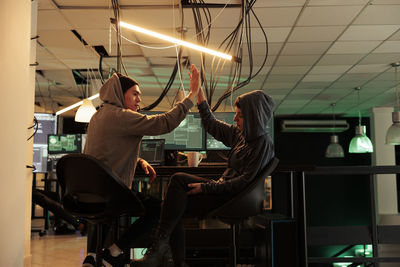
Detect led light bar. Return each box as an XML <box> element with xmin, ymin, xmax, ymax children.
<box><xmin>119</xmin><ymin>21</ymin><xmax>232</xmax><ymax>61</ymax></box>
<box><xmin>56</xmin><ymin>93</ymin><xmax>99</xmax><ymax>116</ymax></box>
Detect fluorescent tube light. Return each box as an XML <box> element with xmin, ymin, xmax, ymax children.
<box><xmin>119</xmin><ymin>21</ymin><xmax>233</xmax><ymax>61</ymax></box>
<box><xmin>56</xmin><ymin>93</ymin><xmax>99</xmax><ymax>116</ymax></box>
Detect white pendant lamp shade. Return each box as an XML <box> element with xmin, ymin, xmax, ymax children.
<box><xmin>386</xmin><ymin>111</ymin><xmax>400</xmax><ymax>145</ymax></box>
<box><xmin>326</xmin><ymin>135</ymin><xmax>345</xmax><ymax>158</ymax></box>
<box><xmin>75</xmin><ymin>98</ymin><xmax>97</xmax><ymax>123</ymax></box>
<box><xmin>386</xmin><ymin>63</ymin><xmax>400</xmax><ymax>145</ymax></box>
<box><xmin>349</xmin><ymin>125</ymin><xmax>373</xmax><ymax>153</ymax></box>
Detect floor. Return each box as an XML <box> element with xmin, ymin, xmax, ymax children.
<box><xmin>31</xmin><ymin>232</ymin><xmax>87</xmax><ymax>267</ymax></box>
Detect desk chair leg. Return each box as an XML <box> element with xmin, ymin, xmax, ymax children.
<box><xmin>230</xmin><ymin>223</ymin><xmax>237</xmax><ymax>267</ymax></box>
<box><xmin>96</xmin><ymin>225</ymin><xmax>103</xmax><ymax>267</ymax></box>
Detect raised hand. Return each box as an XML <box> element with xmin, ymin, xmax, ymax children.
<box><xmin>189</xmin><ymin>64</ymin><xmax>200</xmax><ymax>96</ymax></box>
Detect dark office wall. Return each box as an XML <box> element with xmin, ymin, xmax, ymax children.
<box><xmin>274</xmin><ymin>115</ymin><xmax>372</xmax><ymax>227</ymax></box>
<box><xmin>61</xmin><ymin>116</ymin><xmax>87</xmax><ymax>134</ymax></box>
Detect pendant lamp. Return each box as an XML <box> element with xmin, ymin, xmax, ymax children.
<box><xmin>385</xmin><ymin>62</ymin><xmax>400</xmax><ymax>145</ymax></box>
<box><xmin>326</xmin><ymin>103</ymin><xmax>344</xmax><ymax>158</ymax></box>
<box><xmin>349</xmin><ymin>87</ymin><xmax>373</xmax><ymax>153</ymax></box>
<box><xmin>75</xmin><ymin>98</ymin><xmax>97</xmax><ymax>123</ymax></box>
<box><xmin>75</xmin><ymin>70</ymin><xmax>97</xmax><ymax>123</ymax></box>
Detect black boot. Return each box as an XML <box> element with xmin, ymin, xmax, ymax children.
<box><xmin>131</xmin><ymin>236</ymin><xmax>170</xmax><ymax>267</ymax></box>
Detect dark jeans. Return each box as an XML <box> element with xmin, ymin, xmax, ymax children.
<box><xmin>87</xmin><ymin>192</ymin><xmax>161</xmax><ymax>253</ymax></box>
<box><xmin>32</xmin><ymin>189</ymin><xmax>79</xmax><ymax>228</ymax></box>
<box><xmin>159</xmin><ymin>172</ymin><xmax>231</xmax><ymax>264</ymax></box>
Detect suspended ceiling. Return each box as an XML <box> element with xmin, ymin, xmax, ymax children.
<box><xmin>34</xmin><ymin>0</ymin><xmax>400</xmax><ymax>117</ymax></box>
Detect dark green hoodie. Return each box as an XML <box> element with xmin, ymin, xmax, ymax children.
<box><xmin>198</xmin><ymin>90</ymin><xmax>275</xmax><ymax>194</ymax></box>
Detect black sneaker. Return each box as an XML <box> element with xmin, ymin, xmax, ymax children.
<box><xmin>82</xmin><ymin>255</ymin><xmax>95</xmax><ymax>267</ymax></box>
<box><xmin>102</xmin><ymin>248</ymin><xmax>125</xmax><ymax>267</ymax></box>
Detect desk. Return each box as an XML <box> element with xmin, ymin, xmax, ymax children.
<box><xmin>134</xmin><ymin>165</ymin><xmax>226</xmax><ymax>198</ymax></box>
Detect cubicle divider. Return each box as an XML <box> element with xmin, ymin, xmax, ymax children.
<box><xmin>304</xmin><ymin>166</ymin><xmax>400</xmax><ymax>267</ymax></box>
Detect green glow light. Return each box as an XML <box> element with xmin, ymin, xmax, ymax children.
<box><xmin>349</xmin><ymin>125</ymin><xmax>373</xmax><ymax>153</ymax></box>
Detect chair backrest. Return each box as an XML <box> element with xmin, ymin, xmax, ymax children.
<box><xmin>56</xmin><ymin>154</ymin><xmax>145</xmax><ymax>223</ymax></box>
<box><xmin>206</xmin><ymin>157</ymin><xmax>279</xmax><ymax>221</ymax></box>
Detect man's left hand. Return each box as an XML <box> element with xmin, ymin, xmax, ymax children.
<box><xmin>139</xmin><ymin>159</ymin><xmax>157</xmax><ymax>183</ymax></box>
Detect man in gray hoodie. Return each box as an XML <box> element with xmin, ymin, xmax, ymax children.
<box><xmin>132</xmin><ymin>87</ymin><xmax>275</xmax><ymax>267</ymax></box>
<box><xmin>82</xmin><ymin>65</ymin><xmax>200</xmax><ymax>267</ymax></box>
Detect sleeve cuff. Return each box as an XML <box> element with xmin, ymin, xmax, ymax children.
<box><xmin>182</xmin><ymin>98</ymin><xmax>194</xmax><ymax>111</ymax></box>
<box><xmin>197</xmin><ymin>100</ymin><xmax>209</xmax><ymax>111</ymax></box>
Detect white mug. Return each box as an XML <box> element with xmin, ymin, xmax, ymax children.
<box><xmin>187</xmin><ymin>152</ymin><xmax>203</xmax><ymax>167</ymax></box>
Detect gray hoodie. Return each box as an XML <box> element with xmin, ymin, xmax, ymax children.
<box><xmin>84</xmin><ymin>73</ymin><xmax>193</xmax><ymax>187</ymax></box>
<box><xmin>198</xmin><ymin>90</ymin><xmax>275</xmax><ymax>194</ymax></box>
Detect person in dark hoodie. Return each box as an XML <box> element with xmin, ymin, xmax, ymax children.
<box><xmin>132</xmin><ymin>87</ymin><xmax>275</xmax><ymax>267</ymax></box>
<box><xmin>82</xmin><ymin>64</ymin><xmax>200</xmax><ymax>267</ymax></box>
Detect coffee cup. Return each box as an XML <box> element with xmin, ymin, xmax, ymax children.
<box><xmin>187</xmin><ymin>152</ymin><xmax>203</xmax><ymax>167</ymax></box>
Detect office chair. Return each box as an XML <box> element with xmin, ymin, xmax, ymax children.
<box><xmin>204</xmin><ymin>157</ymin><xmax>279</xmax><ymax>267</ymax></box>
<box><xmin>56</xmin><ymin>153</ymin><xmax>145</xmax><ymax>267</ymax></box>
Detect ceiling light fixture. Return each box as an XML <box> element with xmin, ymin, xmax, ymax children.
<box><xmin>75</xmin><ymin>98</ymin><xmax>97</xmax><ymax>123</ymax></box>
<box><xmin>385</xmin><ymin>62</ymin><xmax>400</xmax><ymax>145</ymax></box>
<box><xmin>55</xmin><ymin>93</ymin><xmax>99</xmax><ymax>116</ymax></box>
<box><xmin>325</xmin><ymin>103</ymin><xmax>344</xmax><ymax>158</ymax></box>
<box><xmin>118</xmin><ymin>20</ymin><xmax>233</xmax><ymax>61</ymax></box>
<box><xmin>349</xmin><ymin>87</ymin><xmax>373</xmax><ymax>153</ymax></box>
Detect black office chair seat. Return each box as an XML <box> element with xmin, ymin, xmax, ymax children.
<box><xmin>57</xmin><ymin>153</ymin><xmax>145</xmax><ymax>267</ymax></box>
<box><xmin>204</xmin><ymin>157</ymin><xmax>279</xmax><ymax>267</ymax></box>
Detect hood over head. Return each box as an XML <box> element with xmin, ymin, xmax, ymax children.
<box><xmin>99</xmin><ymin>73</ymin><xmax>126</xmax><ymax>108</ymax></box>
<box><xmin>235</xmin><ymin>90</ymin><xmax>274</xmax><ymax>141</ymax></box>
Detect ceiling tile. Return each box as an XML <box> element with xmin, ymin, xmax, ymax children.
<box><xmin>388</xmin><ymin>30</ymin><xmax>400</xmax><ymax>40</ymax></box>
<box><xmin>339</xmin><ymin>25</ymin><xmax>400</xmax><ymax>41</ymax></box>
<box><xmin>289</xmin><ymin>26</ymin><xmax>346</xmax><ymax>42</ymax></box>
<box><xmin>119</xmin><ymin>0</ymin><xmax>181</xmax><ymax>5</ymax></box>
<box><xmin>254</xmin><ymin>0</ymin><xmax>306</xmax><ymax>7</ymax></box>
<box><xmin>319</xmin><ymin>54</ymin><xmax>365</xmax><ymax>65</ymax></box>
<box><xmin>281</xmin><ymin>41</ymin><xmax>332</xmax><ymax>55</ymax></box>
<box><xmin>148</xmin><ymin>57</ymin><xmax>176</xmax><ymax>66</ymax></box>
<box><xmin>183</xmin><ymin>8</ymin><xmax>241</xmax><ymax>29</ymax></box>
<box><xmin>36</xmin><ymin>59</ymin><xmax>69</xmax><ymax>70</ymax></box>
<box><xmin>36</xmin><ymin>45</ymin><xmax>56</xmax><ymax>60</ymax></box>
<box><xmin>297</xmin><ymin>82</ymin><xmax>331</xmax><ymax>89</ymax></box>
<box><xmin>61</xmin><ymin>9</ymin><xmax>111</xmax><ymax>29</ymax></box>
<box><xmin>242</xmin><ymin>42</ymin><xmax>284</xmax><ymax>56</ymax></box>
<box><xmin>275</xmin><ymin>55</ymin><xmax>320</xmax><ymax>66</ymax></box>
<box><xmin>354</xmin><ymin>5</ymin><xmax>400</xmax><ymax>25</ymax></box>
<box><xmin>252</xmin><ymin>7</ymin><xmax>302</xmax><ymax>27</ymax></box>
<box><xmin>308</xmin><ymin>0</ymin><xmax>369</xmax><ymax>5</ymax></box>
<box><xmin>267</xmin><ymin>74</ymin><xmax>304</xmax><ymax>82</ymax></box>
<box><xmin>374</xmin><ymin>41</ymin><xmax>400</xmax><ymax>53</ymax></box>
<box><xmin>37</xmin><ymin>10</ymin><xmax>71</xmax><ymax>30</ymax></box>
<box><xmin>263</xmin><ymin>82</ymin><xmax>298</xmax><ymax>89</ymax></box>
<box><xmin>121</xmin><ymin>8</ymin><xmax>180</xmax><ymax>29</ymax></box>
<box><xmin>62</xmin><ymin>57</ymin><xmax>100</xmax><ymax>69</ymax></box>
<box><xmin>361</xmin><ymin>53</ymin><xmax>400</xmax><ymax>64</ymax></box>
<box><xmin>55</xmin><ymin>0</ymin><xmax>108</xmax><ymax>5</ymax></box>
<box><xmin>348</xmin><ymin>64</ymin><xmax>389</xmax><ymax>73</ymax></box>
<box><xmin>259</xmin><ymin>27</ymin><xmax>292</xmax><ymax>43</ymax></box>
<box><xmin>270</xmin><ymin>66</ymin><xmax>310</xmax><ymax>75</ymax></box>
<box><xmin>297</xmin><ymin>6</ymin><xmax>363</xmax><ymax>26</ymax></box>
<box><xmin>303</xmin><ymin>73</ymin><xmax>342</xmax><ymax>82</ymax></box>
<box><xmin>37</xmin><ymin>0</ymin><xmax>57</xmax><ymax>10</ymax></box>
<box><xmin>309</xmin><ymin>65</ymin><xmax>352</xmax><ymax>74</ymax></box>
<box><xmin>327</xmin><ymin>41</ymin><xmax>381</xmax><ymax>54</ymax></box>
<box><xmin>38</xmin><ymin>30</ymin><xmax>95</xmax><ymax>59</ymax></box>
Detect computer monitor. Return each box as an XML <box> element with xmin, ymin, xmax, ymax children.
<box><xmin>33</xmin><ymin>113</ymin><xmax>57</xmax><ymax>172</ymax></box>
<box><xmin>206</xmin><ymin>112</ymin><xmax>235</xmax><ymax>150</ymax></box>
<box><xmin>139</xmin><ymin>139</ymin><xmax>165</xmax><ymax>165</ymax></box>
<box><xmin>47</xmin><ymin>134</ymin><xmax>82</xmax><ymax>154</ymax></box>
<box><xmin>206</xmin><ymin>112</ymin><xmax>275</xmax><ymax>150</ymax></box>
<box><xmin>142</xmin><ymin>112</ymin><xmax>205</xmax><ymax>151</ymax></box>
